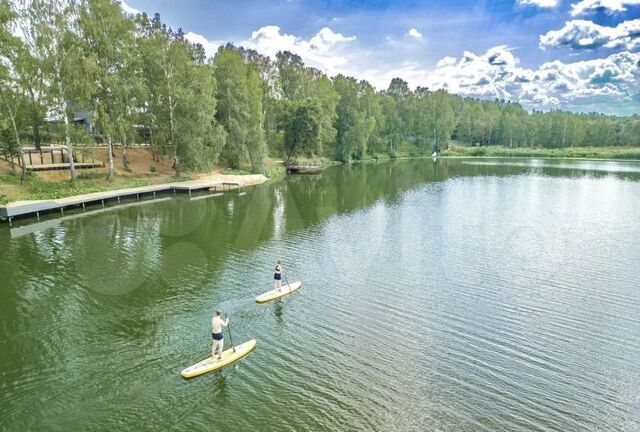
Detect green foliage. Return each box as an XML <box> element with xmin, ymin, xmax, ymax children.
<box><xmin>1</xmin><ymin>0</ymin><xmax>638</xmax><ymax>196</ymax></box>
<box><xmin>0</xmin><ymin>193</ymin><xmax>8</xmax><ymax>205</ymax></box>
<box><xmin>19</xmin><ymin>175</ymin><xmax>152</xmax><ymax>200</ymax></box>
<box><xmin>282</xmin><ymin>98</ymin><xmax>323</xmax><ymax>160</ymax></box>
<box><xmin>149</xmin><ymin>165</ymin><xmax>157</xmax><ymax>173</ymax></box>
<box><xmin>265</xmin><ymin>165</ymin><xmax>286</xmax><ymax>180</ymax></box>
<box><xmin>443</xmin><ymin>145</ymin><xmax>640</xmax><ymax>160</ymax></box>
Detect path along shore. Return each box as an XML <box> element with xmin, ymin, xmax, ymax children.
<box><xmin>0</xmin><ymin>173</ymin><xmax>267</xmax><ymax>225</ymax></box>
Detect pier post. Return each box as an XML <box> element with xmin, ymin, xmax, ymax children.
<box><xmin>60</xmin><ymin>207</ymin><xmax>64</xmax><ymax>215</ymax></box>
<box><xmin>36</xmin><ymin>211</ymin><xmax>39</xmax><ymax>221</ymax></box>
<box><xmin>8</xmin><ymin>217</ymin><xmax>12</xmax><ymax>227</ymax></box>
<box><xmin>82</xmin><ymin>203</ymin><xmax>85</xmax><ymax>211</ymax></box>
<box><xmin>102</xmin><ymin>200</ymin><xmax>104</xmax><ymax>208</ymax></box>
<box><xmin>117</xmin><ymin>196</ymin><xmax>120</xmax><ymax>204</ymax></box>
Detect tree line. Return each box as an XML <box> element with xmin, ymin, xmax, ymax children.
<box><xmin>1</xmin><ymin>0</ymin><xmax>639</xmax><ymax>183</ymax></box>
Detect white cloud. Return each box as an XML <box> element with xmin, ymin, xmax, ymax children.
<box><xmin>408</xmin><ymin>28</ymin><xmax>423</xmax><ymax>38</ymax></box>
<box><xmin>184</xmin><ymin>32</ymin><xmax>223</xmax><ymax>58</ymax></box>
<box><xmin>517</xmin><ymin>0</ymin><xmax>560</xmax><ymax>8</ymax></box>
<box><xmin>367</xmin><ymin>46</ymin><xmax>640</xmax><ymax>113</ymax></box>
<box><xmin>178</xmin><ymin>25</ymin><xmax>639</xmax><ymax>113</ymax></box>
<box><xmin>570</xmin><ymin>0</ymin><xmax>640</xmax><ymax>16</ymax></box>
<box><xmin>119</xmin><ymin>1</ymin><xmax>141</xmax><ymax>15</ymax></box>
<box><xmin>242</xmin><ymin>26</ymin><xmax>356</xmax><ymax>75</ymax></box>
<box><xmin>436</xmin><ymin>56</ymin><xmax>457</xmax><ymax>67</ymax></box>
<box><xmin>540</xmin><ymin>19</ymin><xmax>640</xmax><ymax>51</ymax></box>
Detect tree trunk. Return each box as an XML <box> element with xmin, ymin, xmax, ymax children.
<box><xmin>28</xmin><ymin>88</ymin><xmax>42</xmax><ymax>151</ymax></box>
<box><xmin>107</xmin><ymin>135</ymin><xmax>114</xmax><ymax>181</ymax></box>
<box><xmin>63</xmin><ymin>104</ymin><xmax>76</xmax><ymax>182</ymax></box>
<box><xmin>5</xmin><ymin>101</ymin><xmax>27</xmax><ymax>184</ymax></box>
<box><xmin>32</xmin><ymin>112</ymin><xmax>42</xmax><ymax>151</ymax></box>
<box><xmin>488</xmin><ymin>123</ymin><xmax>492</xmax><ymax>146</ymax></box>
<box><xmin>168</xmin><ymin>95</ymin><xmax>178</xmax><ymax>176</ymax></box>
<box><xmin>174</xmin><ymin>152</ymin><xmax>180</xmax><ymax>177</ymax></box>
<box><xmin>122</xmin><ymin>135</ymin><xmax>128</xmax><ymax>169</ymax></box>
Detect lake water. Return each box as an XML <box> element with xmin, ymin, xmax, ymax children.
<box><xmin>1</xmin><ymin>158</ymin><xmax>640</xmax><ymax>431</ymax></box>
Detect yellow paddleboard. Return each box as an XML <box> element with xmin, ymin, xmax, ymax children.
<box><xmin>255</xmin><ymin>281</ymin><xmax>302</xmax><ymax>303</ymax></box>
<box><xmin>181</xmin><ymin>339</ymin><xmax>256</xmax><ymax>378</ymax></box>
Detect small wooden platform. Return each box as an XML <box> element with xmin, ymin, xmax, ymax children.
<box><xmin>286</xmin><ymin>163</ymin><xmax>323</xmax><ymax>174</ymax></box>
<box><xmin>210</xmin><ymin>181</ymin><xmax>245</xmax><ymax>192</ymax></box>
<box><xmin>26</xmin><ymin>162</ymin><xmax>104</xmax><ymax>171</ymax></box>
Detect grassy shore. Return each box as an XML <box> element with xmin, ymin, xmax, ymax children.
<box><xmin>442</xmin><ymin>145</ymin><xmax>640</xmax><ymax>160</ymax></box>
<box><xmin>3</xmin><ymin>145</ymin><xmax>638</xmax><ymax>205</ymax></box>
<box><xmin>0</xmin><ymin>147</ymin><xmax>274</xmax><ymax>205</ymax></box>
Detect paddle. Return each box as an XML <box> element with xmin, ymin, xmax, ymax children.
<box><xmin>225</xmin><ymin>313</ymin><xmax>236</xmax><ymax>353</ymax></box>
<box><xmin>284</xmin><ymin>273</ymin><xmax>292</xmax><ymax>292</ymax></box>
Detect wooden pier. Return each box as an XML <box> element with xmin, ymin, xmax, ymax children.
<box><xmin>285</xmin><ymin>162</ymin><xmax>323</xmax><ymax>174</ymax></box>
<box><xmin>0</xmin><ymin>179</ymin><xmax>246</xmax><ymax>225</ymax></box>
<box><xmin>2</xmin><ymin>146</ymin><xmax>102</xmax><ymax>172</ymax></box>
<box><xmin>26</xmin><ymin>162</ymin><xmax>104</xmax><ymax>171</ymax></box>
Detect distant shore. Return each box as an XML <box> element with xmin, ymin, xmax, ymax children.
<box><xmin>440</xmin><ymin>145</ymin><xmax>640</xmax><ymax>161</ymax></box>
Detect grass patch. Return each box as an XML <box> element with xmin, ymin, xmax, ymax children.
<box><xmin>443</xmin><ymin>145</ymin><xmax>640</xmax><ymax>160</ymax></box>
<box><xmin>221</xmin><ymin>167</ymin><xmax>252</xmax><ymax>175</ymax></box>
<box><xmin>266</xmin><ymin>165</ymin><xmax>286</xmax><ymax>180</ymax></box>
<box><xmin>21</xmin><ymin>176</ymin><xmax>153</xmax><ymax>201</ymax></box>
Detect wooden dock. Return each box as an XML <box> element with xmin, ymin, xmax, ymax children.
<box><xmin>2</xmin><ymin>146</ymin><xmax>102</xmax><ymax>171</ymax></box>
<box><xmin>0</xmin><ymin>179</ymin><xmax>246</xmax><ymax>225</ymax></box>
<box><xmin>285</xmin><ymin>163</ymin><xmax>323</xmax><ymax>174</ymax></box>
<box><xmin>26</xmin><ymin>162</ymin><xmax>104</xmax><ymax>171</ymax></box>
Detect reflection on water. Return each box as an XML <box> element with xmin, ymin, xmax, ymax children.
<box><xmin>1</xmin><ymin>158</ymin><xmax>640</xmax><ymax>431</ymax></box>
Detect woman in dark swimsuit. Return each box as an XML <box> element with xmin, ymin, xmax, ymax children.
<box><xmin>274</xmin><ymin>260</ymin><xmax>283</xmax><ymax>291</ymax></box>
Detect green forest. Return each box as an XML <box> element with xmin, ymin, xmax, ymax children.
<box><xmin>1</xmin><ymin>0</ymin><xmax>639</xmax><ymax>182</ymax></box>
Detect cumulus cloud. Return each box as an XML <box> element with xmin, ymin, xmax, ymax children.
<box><xmin>373</xmin><ymin>46</ymin><xmax>639</xmax><ymax>112</ymax></box>
<box><xmin>436</xmin><ymin>56</ymin><xmax>457</xmax><ymax>67</ymax></box>
<box><xmin>242</xmin><ymin>25</ymin><xmax>356</xmax><ymax>75</ymax></box>
<box><xmin>172</xmin><ymin>25</ymin><xmax>639</xmax><ymax>113</ymax></box>
<box><xmin>517</xmin><ymin>0</ymin><xmax>560</xmax><ymax>8</ymax></box>
<box><xmin>540</xmin><ymin>19</ymin><xmax>640</xmax><ymax>51</ymax></box>
<box><xmin>184</xmin><ymin>32</ymin><xmax>223</xmax><ymax>58</ymax></box>
<box><xmin>119</xmin><ymin>0</ymin><xmax>141</xmax><ymax>15</ymax></box>
<box><xmin>570</xmin><ymin>0</ymin><xmax>640</xmax><ymax>16</ymax></box>
<box><xmin>408</xmin><ymin>28</ymin><xmax>423</xmax><ymax>38</ymax></box>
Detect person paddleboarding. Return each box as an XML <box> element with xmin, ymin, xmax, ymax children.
<box><xmin>274</xmin><ymin>260</ymin><xmax>284</xmax><ymax>291</ymax></box>
<box><xmin>211</xmin><ymin>309</ymin><xmax>229</xmax><ymax>361</ymax></box>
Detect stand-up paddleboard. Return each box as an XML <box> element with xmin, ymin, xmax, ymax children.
<box><xmin>255</xmin><ymin>281</ymin><xmax>302</xmax><ymax>303</ymax></box>
<box><xmin>181</xmin><ymin>339</ymin><xmax>256</xmax><ymax>378</ymax></box>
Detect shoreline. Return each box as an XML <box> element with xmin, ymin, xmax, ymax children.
<box><xmin>437</xmin><ymin>155</ymin><xmax>640</xmax><ymax>163</ymax></box>
<box><xmin>0</xmin><ymin>173</ymin><xmax>267</xmax><ymax>223</ymax></box>
<box><xmin>3</xmin><ymin>148</ymin><xmax>639</xmax><ymax>209</ymax></box>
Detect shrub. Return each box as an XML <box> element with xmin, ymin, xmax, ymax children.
<box><xmin>149</xmin><ymin>165</ymin><xmax>157</xmax><ymax>173</ymax></box>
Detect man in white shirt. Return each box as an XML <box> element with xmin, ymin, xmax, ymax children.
<box><xmin>211</xmin><ymin>309</ymin><xmax>229</xmax><ymax>361</ymax></box>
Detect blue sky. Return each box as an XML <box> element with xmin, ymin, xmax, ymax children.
<box><xmin>121</xmin><ymin>0</ymin><xmax>640</xmax><ymax>115</ymax></box>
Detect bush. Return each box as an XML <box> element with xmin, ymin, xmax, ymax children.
<box><xmin>149</xmin><ymin>165</ymin><xmax>157</xmax><ymax>173</ymax></box>
<box><xmin>0</xmin><ymin>194</ymin><xmax>8</xmax><ymax>205</ymax></box>
<box><xmin>266</xmin><ymin>165</ymin><xmax>286</xmax><ymax>179</ymax></box>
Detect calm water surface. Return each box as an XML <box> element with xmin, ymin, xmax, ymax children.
<box><xmin>1</xmin><ymin>158</ymin><xmax>640</xmax><ymax>431</ymax></box>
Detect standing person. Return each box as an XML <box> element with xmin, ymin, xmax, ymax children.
<box><xmin>211</xmin><ymin>309</ymin><xmax>229</xmax><ymax>361</ymax></box>
<box><xmin>274</xmin><ymin>260</ymin><xmax>284</xmax><ymax>291</ymax></box>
